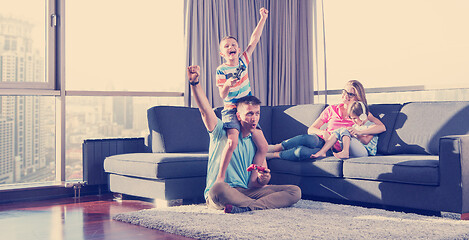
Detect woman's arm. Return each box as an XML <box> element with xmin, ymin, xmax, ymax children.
<box><xmin>349</xmin><ymin>113</ymin><xmax>386</xmax><ymax>137</ymax></box>
<box><xmin>307</xmin><ymin>118</ymin><xmax>329</xmax><ymax>138</ymax></box>
<box><xmin>357</xmin><ymin>134</ymin><xmax>374</xmax><ymax>145</ymax></box>
<box><xmin>364</xmin><ymin>113</ymin><xmax>386</xmax><ymax>134</ymax></box>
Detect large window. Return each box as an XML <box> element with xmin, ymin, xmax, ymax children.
<box><xmin>64</xmin><ymin>1</ymin><xmax>185</xmax><ymax>180</ymax></box>
<box><xmin>1</xmin><ymin>0</ymin><xmax>185</xmax><ymax>188</ymax></box>
<box><xmin>320</xmin><ymin>0</ymin><xmax>469</xmax><ymax>97</ymax></box>
<box><xmin>0</xmin><ymin>0</ymin><xmax>57</xmax><ymax>188</ymax></box>
<box><xmin>65</xmin><ymin>0</ymin><xmax>184</xmax><ymax>92</ymax></box>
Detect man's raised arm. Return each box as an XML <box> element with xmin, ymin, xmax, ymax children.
<box><xmin>187</xmin><ymin>66</ymin><xmax>218</xmax><ymax>132</ymax></box>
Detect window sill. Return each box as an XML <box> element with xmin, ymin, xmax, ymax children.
<box><xmin>0</xmin><ymin>182</ymin><xmax>62</xmax><ymax>192</ymax></box>
<box><xmin>0</xmin><ymin>183</ymin><xmax>108</xmax><ymax>204</ymax></box>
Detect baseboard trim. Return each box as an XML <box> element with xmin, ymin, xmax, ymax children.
<box><xmin>0</xmin><ymin>184</ymin><xmax>109</xmax><ymax>204</ymax></box>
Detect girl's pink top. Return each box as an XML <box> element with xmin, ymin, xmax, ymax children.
<box><xmin>319</xmin><ymin>104</ymin><xmax>355</xmax><ymax>150</ymax></box>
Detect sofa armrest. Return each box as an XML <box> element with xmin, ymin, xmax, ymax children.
<box><xmin>439</xmin><ymin>134</ymin><xmax>469</xmax><ymax>218</ymax></box>
<box><xmin>83</xmin><ymin>137</ymin><xmax>150</xmax><ymax>186</ymax></box>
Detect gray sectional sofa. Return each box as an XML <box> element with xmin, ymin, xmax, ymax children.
<box><xmin>103</xmin><ymin>101</ymin><xmax>469</xmax><ymax>218</ymax></box>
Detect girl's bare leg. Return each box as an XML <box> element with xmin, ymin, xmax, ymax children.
<box><xmin>311</xmin><ymin>135</ymin><xmax>338</xmax><ymax>158</ymax></box>
<box><xmin>333</xmin><ymin>136</ymin><xmax>350</xmax><ymax>159</ymax></box>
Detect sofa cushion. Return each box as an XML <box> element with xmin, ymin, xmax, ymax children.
<box><xmin>271</xmin><ymin>104</ymin><xmax>326</xmax><ymax>144</ymax></box>
<box><xmin>104</xmin><ymin>153</ymin><xmax>208</xmax><ymax>179</ymax></box>
<box><xmin>257</xmin><ymin>106</ymin><xmax>273</xmax><ymax>144</ymax></box>
<box><xmin>343</xmin><ymin>155</ymin><xmax>439</xmax><ymax>186</ymax></box>
<box><xmin>268</xmin><ymin>157</ymin><xmax>343</xmax><ymax>178</ymax></box>
<box><xmin>368</xmin><ymin>104</ymin><xmax>402</xmax><ymax>155</ymax></box>
<box><xmin>387</xmin><ymin>102</ymin><xmax>469</xmax><ymax>155</ymax></box>
<box><xmin>148</xmin><ymin>106</ymin><xmax>209</xmax><ymax>153</ymax></box>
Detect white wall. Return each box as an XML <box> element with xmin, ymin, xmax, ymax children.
<box><xmin>322</xmin><ymin>0</ymin><xmax>469</xmax><ymax>90</ymax></box>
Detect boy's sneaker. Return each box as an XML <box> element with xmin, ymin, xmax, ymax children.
<box><xmin>224</xmin><ymin>204</ymin><xmax>251</xmax><ymax>214</ymax></box>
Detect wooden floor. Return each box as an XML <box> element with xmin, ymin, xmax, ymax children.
<box><xmin>0</xmin><ymin>194</ymin><xmax>195</xmax><ymax>240</ymax></box>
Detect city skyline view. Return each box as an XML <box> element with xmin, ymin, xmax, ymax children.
<box><xmin>0</xmin><ymin>12</ymin><xmax>51</xmax><ymax>185</ymax></box>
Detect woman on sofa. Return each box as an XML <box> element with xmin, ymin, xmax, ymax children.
<box><xmin>266</xmin><ymin>80</ymin><xmax>386</xmax><ymax>161</ymax></box>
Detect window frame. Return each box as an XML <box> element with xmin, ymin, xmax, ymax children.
<box><xmin>0</xmin><ymin>0</ymin><xmax>56</xmax><ymax>90</ymax></box>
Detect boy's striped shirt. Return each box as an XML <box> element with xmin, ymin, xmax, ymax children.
<box><xmin>216</xmin><ymin>52</ymin><xmax>251</xmax><ymax>109</ymax></box>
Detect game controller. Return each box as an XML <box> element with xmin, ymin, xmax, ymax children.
<box><xmin>234</xmin><ymin>65</ymin><xmax>246</xmax><ymax>79</ymax></box>
<box><xmin>247</xmin><ymin>164</ymin><xmax>265</xmax><ymax>172</ymax></box>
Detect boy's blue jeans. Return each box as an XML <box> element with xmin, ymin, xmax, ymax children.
<box><xmin>279</xmin><ymin>134</ymin><xmax>327</xmax><ymax>161</ymax></box>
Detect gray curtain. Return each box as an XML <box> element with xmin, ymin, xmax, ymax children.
<box><xmin>185</xmin><ymin>0</ymin><xmax>315</xmax><ymax>107</ymax></box>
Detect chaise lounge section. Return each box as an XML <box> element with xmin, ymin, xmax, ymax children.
<box><xmin>102</xmin><ymin>101</ymin><xmax>469</xmax><ymax>218</ymax></box>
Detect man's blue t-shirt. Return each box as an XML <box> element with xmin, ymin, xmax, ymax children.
<box><xmin>204</xmin><ymin>119</ymin><xmax>256</xmax><ymax>199</ymax></box>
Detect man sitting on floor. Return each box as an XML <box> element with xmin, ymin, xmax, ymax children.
<box><xmin>187</xmin><ymin>65</ymin><xmax>301</xmax><ymax>213</ymax></box>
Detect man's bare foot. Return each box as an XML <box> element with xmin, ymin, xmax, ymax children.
<box><xmin>310</xmin><ymin>152</ymin><xmax>326</xmax><ymax>158</ymax></box>
<box><xmin>333</xmin><ymin>151</ymin><xmax>349</xmax><ymax>159</ymax></box>
<box><xmin>266</xmin><ymin>152</ymin><xmax>280</xmax><ymax>159</ymax></box>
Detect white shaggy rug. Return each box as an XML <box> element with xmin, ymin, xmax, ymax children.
<box><xmin>113</xmin><ymin>200</ymin><xmax>469</xmax><ymax>239</ymax></box>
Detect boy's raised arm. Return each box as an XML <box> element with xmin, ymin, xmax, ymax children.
<box><xmin>187</xmin><ymin>66</ymin><xmax>218</xmax><ymax>132</ymax></box>
<box><xmin>245</xmin><ymin>8</ymin><xmax>269</xmax><ymax>57</ymax></box>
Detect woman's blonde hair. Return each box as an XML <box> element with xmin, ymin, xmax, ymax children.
<box><xmin>346</xmin><ymin>80</ymin><xmax>367</xmax><ymax>106</ymax></box>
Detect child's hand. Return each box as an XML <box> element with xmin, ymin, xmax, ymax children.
<box><xmin>321</xmin><ymin>131</ymin><xmax>331</xmax><ymax>140</ymax></box>
<box><xmin>347</xmin><ymin>127</ymin><xmax>361</xmax><ymax>137</ymax></box>
<box><xmin>187</xmin><ymin>65</ymin><xmax>200</xmax><ymax>82</ymax></box>
<box><xmin>260</xmin><ymin>8</ymin><xmax>269</xmax><ymax>18</ymax></box>
<box><xmin>224</xmin><ymin>77</ymin><xmax>238</xmax><ymax>88</ymax></box>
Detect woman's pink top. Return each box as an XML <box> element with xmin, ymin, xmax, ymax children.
<box><xmin>320</xmin><ymin>103</ymin><xmax>355</xmax><ymax>132</ymax></box>
<box><xmin>319</xmin><ymin>103</ymin><xmax>355</xmax><ymax>150</ymax></box>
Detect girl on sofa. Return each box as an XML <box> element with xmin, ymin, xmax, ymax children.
<box><xmin>266</xmin><ymin>80</ymin><xmax>385</xmax><ymax>161</ymax></box>
<box><xmin>310</xmin><ymin>101</ymin><xmax>378</xmax><ymax>159</ymax></box>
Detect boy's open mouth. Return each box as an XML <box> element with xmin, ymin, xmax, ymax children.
<box><xmin>229</xmin><ymin>50</ymin><xmax>237</xmax><ymax>55</ymax></box>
